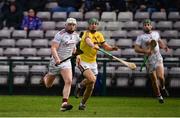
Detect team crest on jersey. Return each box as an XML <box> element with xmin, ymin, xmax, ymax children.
<box><xmin>63</xmin><ymin>34</ymin><xmax>77</xmax><ymax>46</ymax></box>
<box><xmin>64</xmin><ymin>35</ymin><xmax>71</xmax><ymax>40</ymax></box>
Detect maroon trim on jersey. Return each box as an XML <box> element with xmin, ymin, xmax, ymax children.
<box><xmin>59</xmin><ymin>29</ymin><xmax>66</xmax><ymax>35</ymax></box>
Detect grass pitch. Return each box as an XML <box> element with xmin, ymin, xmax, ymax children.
<box><xmin>0</xmin><ymin>95</ymin><xmax>180</xmax><ymax>117</ymax></box>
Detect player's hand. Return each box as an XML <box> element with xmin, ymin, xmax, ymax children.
<box><xmin>76</xmin><ymin>55</ymin><xmax>81</xmax><ymax>66</ymax></box>
<box><xmin>146</xmin><ymin>40</ymin><xmax>151</xmax><ymax>46</ymax></box>
<box><xmin>24</xmin><ymin>27</ymin><xmax>28</xmax><ymax>31</ymax></box>
<box><xmin>94</xmin><ymin>45</ymin><xmax>100</xmax><ymax>50</ymax></box>
<box><xmin>72</xmin><ymin>48</ymin><xmax>77</xmax><ymax>55</ymax></box>
<box><xmin>164</xmin><ymin>47</ymin><xmax>169</xmax><ymax>52</ymax></box>
<box><xmin>112</xmin><ymin>46</ymin><xmax>118</xmax><ymax>51</ymax></box>
<box><xmin>144</xmin><ymin>48</ymin><xmax>153</xmax><ymax>56</ymax></box>
<box><xmin>55</xmin><ymin>59</ymin><xmax>61</xmax><ymax>66</ymax></box>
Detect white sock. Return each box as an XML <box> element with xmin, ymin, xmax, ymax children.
<box><xmin>157</xmin><ymin>96</ymin><xmax>163</xmax><ymax>100</ymax></box>
<box><xmin>62</xmin><ymin>102</ymin><xmax>67</xmax><ymax>106</ymax></box>
<box><xmin>80</xmin><ymin>102</ymin><xmax>85</xmax><ymax>106</ymax></box>
<box><xmin>78</xmin><ymin>83</ymin><xmax>81</xmax><ymax>88</ymax></box>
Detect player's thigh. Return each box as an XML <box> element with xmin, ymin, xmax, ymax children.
<box><xmin>83</xmin><ymin>68</ymin><xmax>96</xmax><ymax>82</ymax></box>
<box><xmin>149</xmin><ymin>71</ymin><xmax>158</xmax><ymax>82</ymax></box>
<box><xmin>79</xmin><ymin>62</ymin><xmax>97</xmax><ymax>82</ymax></box>
<box><xmin>60</xmin><ymin>68</ymin><xmax>73</xmax><ymax>83</ymax></box>
<box><xmin>156</xmin><ymin>62</ymin><xmax>164</xmax><ymax>79</ymax></box>
<box><xmin>79</xmin><ymin>61</ymin><xmax>98</xmax><ymax>75</ymax></box>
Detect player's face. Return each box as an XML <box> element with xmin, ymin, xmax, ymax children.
<box><xmin>66</xmin><ymin>23</ymin><xmax>76</xmax><ymax>32</ymax></box>
<box><xmin>89</xmin><ymin>23</ymin><xmax>98</xmax><ymax>31</ymax></box>
<box><xmin>143</xmin><ymin>23</ymin><xmax>152</xmax><ymax>33</ymax></box>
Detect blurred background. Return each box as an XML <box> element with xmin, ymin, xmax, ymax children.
<box><xmin>0</xmin><ymin>0</ymin><xmax>180</xmax><ymax>97</ymax></box>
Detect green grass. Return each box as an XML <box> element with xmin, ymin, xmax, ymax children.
<box><xmin>0</xmin><ymin>95</ymin><xmax>180</xmax><ymax>117</ymax></box>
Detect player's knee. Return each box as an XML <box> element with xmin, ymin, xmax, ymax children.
<box><xmin>82</xmin><ymin>69</ymin><xmax>96</xmax><ymax>84</ymax></box>
<box><xmin>64</xmin><ymin>78</ymin><xmax>72</xmax><ymax>85</ymax></box>
<box><xmin>89</xmin><ymin>78</ymin><xmax>96</xmax><ymax>85</ymax></box>
<box><xmin>151</xmin><ymin>77</ymin><xmax>157</xmax><ymax>84</ymax></box>
<box><xmin>158</xmin><ymin>76</ymin><xmax>164</xmax><ymax>81</ymax></box>
<box><xmin>45</xmin><ymin>84</ymin><xmax>53</xmax><ymax>88</ymax></box>
<box><xmin>44</xmin><ymin>79</ymin><xmax>53</xmax><ymax>88</ymax></box>
<box><xmin>86</xmin><ymin>76</ymin><xmax>96</xmax><ymax>85</ymax></box>
<box><xmin>44</xmin><ymin>75</ymin><xmax>55</xmax><ymax>88</ymax></box>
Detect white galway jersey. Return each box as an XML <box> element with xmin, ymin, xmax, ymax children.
<box><xmin>135</xmin><ymin>31</ymin><xmax>163</xmax><ymax>63</ymax></box>
<box><xmin>51</xmin><ymin>29</ymin><xmax>80</xmax><ymax>62</ymax></box>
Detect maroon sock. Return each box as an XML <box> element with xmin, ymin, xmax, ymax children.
<box><xmin>62</xmin><ymin>98</ymin><xmax>68</xmax><ymax>103</ymax></box>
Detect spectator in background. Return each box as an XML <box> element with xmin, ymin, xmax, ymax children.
<box><xmin>110</xmin><ymin>0</ymin><xmax>127</xmax><ymax>12</ymax></box>
<box><xmin>83</xmin><ymin>0</ymin><xmax>94</xmax><ymax>12</ymax></box>
<box><xmin>146</xmin><ymin>0</ymin><xmax>167</xmax><ymax>13</ymax></box>
<box><xmin>0</xmin><ymin>0</ymin><xmax>10</xmax><ymax>29</ymax></box>
<box><xmin>93</xmin><ymin>0</ymin><xmax>108</xmax><ymax>12</ymax></box>
<box><xmin>126</xmin><ymin>0</ymin><xmax>139</xmax><ymax>13</ymax></box>
<box><xmin>15</xmin><ymin>0</ymin><xmax>47</xmax><ymax>11</ymax></box>
<box><xmin>21</xmin><ymin>9</ymin><xmax>42</xmax><ymax>31</ymax></box>
<box><xmin>126</xmin><ymin>0</ymin><xmax>167</xmax><ymax>13</ymax></box>
<box><xmin>51</xmin><ymin>0</ymin><xmax>82</xmax><ymax>13</ymax></box>
<box><xmin>26</xmin><ymin>0</ymin><xmax>47</xmax><ymax>11</ymax></box>
<box><xmin>84</xmin><ymin>0</ymin><xmax>108</xmax><ymax>12</ymax></box>
<box><xmin>4</xmin><ymin>2</ymin><xmax>23</xmax><ymax>29</ymax></box>
<box><xmin>175</xmin><ymin>0</ymin><xmax>180</xmax><ymax>11</ymax></box>
<box><xmin>136</xmin><ymin>0</ymin><xmax>147</xmax><ymax>12</ymax></box>
<box><xmin>0</xmin><ymin>0</ymin><xmax>5</xmax><ymax>29</ymax></box>
<box><xmin>165</xmin><ymin>0</ymin><xmax>179</xmax><ymax>12</ymax></box>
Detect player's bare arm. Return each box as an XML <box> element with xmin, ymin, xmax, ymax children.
<box><xmin>158</xmin><ymin>39</ymin><xmax>169</xmax><ymax>52</ymax></box>
<box><xmin>134</xmin><ymin>44</ymin><xmax>152</xmax><ymax>56</ymax></box>
<box><xmin>51</xmin><ymin>41</ymin><xmax>61</xmax><ymax>65</ymax></box>
<box><xmin>72</xmin><ymin>47</ymin><xmax>77</xmax><ymax>54</ymax></box>
<box><xmin>84</xmin><ymin>36</ymin><xmax>99</xmax><ymax>49</ymax></box>
<box><xmin>73</xmin><ymin>47</ymin><xmax>80</xmax><ymax>65</ymax></box>
<box><xmin>76</xmin><ymin>55</ymin><xmax>81</xmax><ymax>66</ymax></box>
<box><xmin>102</xmin><ymin>42</ymin><xmax>118</xmax><ymax>51</ymax></box>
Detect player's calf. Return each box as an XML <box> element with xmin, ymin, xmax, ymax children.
<box><xmin>74</xmin><ymin>83</ymin><xmax>83</xmax><ymax>98</ymax></box>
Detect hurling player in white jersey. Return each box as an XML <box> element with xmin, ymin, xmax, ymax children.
<box><xmin>134</xmin><ymin>19</ymin><xmax>169</xmax><ymax>103</ymax></box>
<box><xmin>41</xmin><ymin>18</ymin><xmax>80</xmax><ymax>111</ymax></box>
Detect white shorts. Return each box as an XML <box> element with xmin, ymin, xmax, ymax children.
<box><xmin>146</xmin><ymin>52</ymin><xmax>163</xmax><ymax>73</ymax></box>
<box><xmin>146</xmin><ymin>59</ymin><xmax>163</xmax><ymax>73</ymax></box>
<box><xmin>80</xmin><ymin>61</ymin><xmax>98</xmax><ymax>75</ymax></box>
<box><xmin>48</xmin><ymin>60</ymin><xmax>72</xmax><ymax>75</ymax></box>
